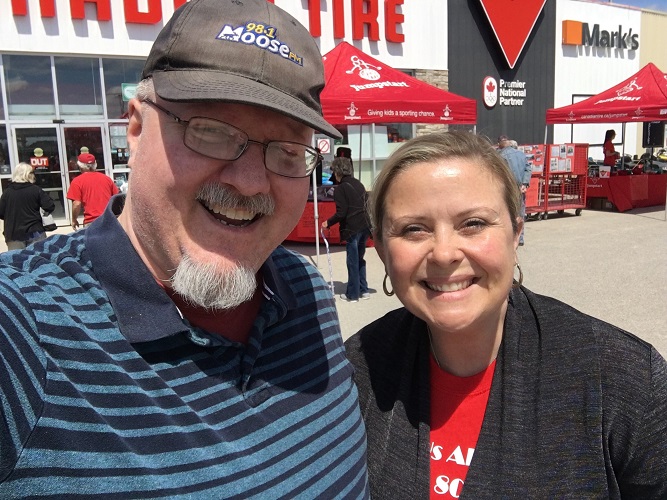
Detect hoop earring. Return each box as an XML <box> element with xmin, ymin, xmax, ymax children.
<box><xmin>383</xmin><ymin>273</ymin><xmax>395</xmax><ymax>296</ymax></box>
<box><xmin>512</xmin><ymin>263</ymin><xmax>524</xmax><ymax>288</ymax></box>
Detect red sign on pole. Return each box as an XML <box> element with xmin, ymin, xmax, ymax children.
<box><xmin>479</xmin><ymin>0</ymin><xmax>547</xmax><ymax>69</ymax></box>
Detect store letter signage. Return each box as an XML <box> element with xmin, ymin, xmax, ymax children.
<box><xmin>11</xmin><ymin>0</ymin><xmax>188</xmax><ymax>23</ymax></box>
<box><xmin>562</xmin><ymin>20</ymin><xmax>639</xmax><ymax>50</ymax></box>
<box><xmin>295</xmin><ymin>0</ymin><xmax>404</xmax><ymax>42</ymax></box>
<box><xmin>12</xmin><ymin>0</ymin><xmax>404</xmax><ymax>42</ymax></box>
<box><xmin>479</xmin><ymin>0</ymin><xmax>547</xmax><ymax>69</ymax></box>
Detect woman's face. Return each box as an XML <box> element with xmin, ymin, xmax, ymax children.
<box><xmin>375</xmin><ymin>158</ymin><xmax>521</xmax><ymax>338</ymax></box>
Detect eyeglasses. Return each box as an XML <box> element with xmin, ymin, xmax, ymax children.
<box><xmin>143</xmin><ymin>99</ymin><xmax>321</xmax><ymax>179</ymax></box>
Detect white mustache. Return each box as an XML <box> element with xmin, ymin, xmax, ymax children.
<box><xmin>196</xmin><ymin>183</ymin><xmax>275</xmax><ymax>216</ymax></box>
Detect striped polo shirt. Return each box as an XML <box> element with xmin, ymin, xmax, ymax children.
<box><xmin>0</xmin><ymin>197</ymin><xmax>369</xmax><ymax>498</ymax></box>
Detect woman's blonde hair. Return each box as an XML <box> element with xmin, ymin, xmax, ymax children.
<box><xmin>12</xmin><ymin>162</ymin><xmax>36</xmax><ymax>184</ymax></box>
<box><xmin>369</xmin><ymin>131</ymin><xmax>522</xmax><ymax>242</ymax></box>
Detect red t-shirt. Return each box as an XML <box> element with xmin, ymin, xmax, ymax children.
<box><xmin>430</xmin><ymin>356</ymin><xmax>496</xmax><ymax>499</ymax></box>
<box><xmin>66</xmin><ymin>172</ymin><xmax>119</xmax><ymax>224</ymax></box>
<box><xmin>603</xmin><ymin>139</ymin><xmax>617</xmax><ymax>167</ymax></box>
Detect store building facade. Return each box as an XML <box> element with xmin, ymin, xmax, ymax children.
<box><xmin>0</xmin><ymin>0</ymin><xmax>665</xmax><ymax>224</ymax></box>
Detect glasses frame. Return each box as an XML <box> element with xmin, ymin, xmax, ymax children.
<box><xmin>142</xmin><ymin>99</ymin><xmax>321</xmax><ymax>179</ymax></box>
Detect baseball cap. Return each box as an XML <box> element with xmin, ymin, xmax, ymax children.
<box><xmin>497</xmin><ymin>135</ymin><xmax>510</xmax><ymax>143</ymax></box>
<box><xmin>142</xmin><ymin>0</ymin><xmax>341</xmax><ymax>139</ymax></box>
<box><xmin>78</xmin><ymin>153</ymin><xmax>96</xmax><ymax>164</ymax></box>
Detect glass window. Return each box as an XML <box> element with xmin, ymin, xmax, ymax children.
<box><xmin>0</xmin><ymin>56</ymin><xmax>4</xmax><ymax>119</ymax></box>
<box><xmin>54</xmin><ymin>56</ymin><xmax>103</xmax><ymax>116</ymax></box>
<box><xmin>4</xmin><ymin>55</ymin><xmax>56</xmax><ymax>117</ymax></box>
<box><xmin>0</xmin><ymin>125</ymin><xmax>9</xmax><ymax>175</ymax></box>
<box><xmin>103</xmin><ymin>58</ymin><xmax>145</xmax><ymax>119</ymax></box>
<box><xmin>108</xmin><ymin>123</ymin><xmax>130</xmax><ymax>169</ymax></box>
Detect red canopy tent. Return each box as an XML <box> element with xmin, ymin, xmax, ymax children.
<box><xmin>545</xmin><ymin>63</ymin><xmax>667</xmax><ymax>217</ymax></box>
<box><xmin>546</xmin><ymin>63</ymin><xmax>667</xmax><ymax>124</ymax></box>
<box><xmin>321</xmin><ymin>42</ymin><xmax>477</xmax><ymax>125</ymax></box>
<box><xmin>307</xmin><ymin>43</ymin><xmax>478</xmax><ymax>261</ymax></box>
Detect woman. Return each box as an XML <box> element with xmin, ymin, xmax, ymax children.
<box><xmin>344</xmin><ymin>132</ymin><xmax>667</xmax><ymax>498</ymax></box>
<box><xmin>0</xmin><ymin>162</ymin><xmax>56</xmax><ymax>250</ymax></box>
<box><xmin>603</xmin><ymin>129</ymin><xmax>620</xmax><ymax>167</ymax></box>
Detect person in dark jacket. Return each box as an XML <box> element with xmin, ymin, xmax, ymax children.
<box><xmin>0</xmin><ymin>162</ymin><xmax>55</xmax><ymax>250</ymax></box>
<box><xmin>322</xmin><ymin>157</ymin><xmax>371</xmax><ymax>302</ymax></box>
<box><xmin>344</xmin><ymin>131</ymin><xmax>667</xmax><ymax>498</ymax></box>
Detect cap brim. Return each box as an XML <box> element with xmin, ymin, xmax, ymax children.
<box><xmin>152</xmin><ymin>71</ymin><xmax>342</xmax><ymax>140</ymax></box>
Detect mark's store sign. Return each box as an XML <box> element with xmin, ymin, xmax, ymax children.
<box><xmin>562</xmin><ymin>20</ymin><xmax>639</xmax><ymax>50</ymax></box>
<box><xmin>9</xmin><ymin>0</ymin><xmax>405</xmax><ymax>42</ymax></box>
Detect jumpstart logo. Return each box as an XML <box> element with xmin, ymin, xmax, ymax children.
<box><xmin>344</xmin><ymin>102</ymin><xmax>361</xmax><ymax>121</ymax></box>
<box><xmin>346</xmin><ymin>54</ymin><xmax>409</xmax><ymax>92</ymax></box>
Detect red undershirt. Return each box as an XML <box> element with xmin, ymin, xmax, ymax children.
<box><xmin>162</xmin><ymin>284</ymin><xmax>262</xmax><ymax>344</ymax></box>
<box><xmin>429</xmin><ymin>355</ymin><xmax>496</xmax><ymax>498</ymax></box>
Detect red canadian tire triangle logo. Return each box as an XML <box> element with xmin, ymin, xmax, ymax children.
<box><xmin>479</xmin><ymin>0</ymin><xmax>547</xmax><ymax>69</ymax></box>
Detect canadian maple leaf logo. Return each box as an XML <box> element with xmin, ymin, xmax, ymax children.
<box><xmin>486</xmin><ymin>80</ymin><xmax>496</xmax><ymax>93</ymax></box>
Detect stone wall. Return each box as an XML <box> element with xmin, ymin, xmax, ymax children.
<box><xmin>414</xmin><ymin>69</ymin><xmax>449</xmax><ymax>136</ymax></box>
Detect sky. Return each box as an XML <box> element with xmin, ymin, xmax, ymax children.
<box><xmin>610</xmin><ymin>0</ymin><xmax>667</xmax><ymax>11</ymax></box>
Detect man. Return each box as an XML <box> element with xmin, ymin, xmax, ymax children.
<box><xmin>322</xmin><ymin>157</ymin><xmax>371</xmax><ymax>303</ymax></box>
<box><xmin>0</xmin><ymin>1</ymin><xmax>368</xmax><ymax>497</ymax></box>
<box><xmin>66</xmin><ymin>152</ymin><xmax>119</xmax><ymax>229</ymax></box>
<box><xmin>498</xmin><ymin>135</ymin><xmax>532</xmax><ymax>245</ymax></box>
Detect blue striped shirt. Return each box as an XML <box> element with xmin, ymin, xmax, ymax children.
<box><xmin>0</xmin><ymin>197</ymin><xmax>369</xmax><ymax>498</ymax></box>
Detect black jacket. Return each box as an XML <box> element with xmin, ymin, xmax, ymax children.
<box><xmin>345</xmin><ymin>287</ymin><xmax>667</xmax><ymax>499</ymax></box>
<box><xmin>326</xmin><ymin>175</ymin><xmax>370</xmax><ymax>241</ymax></box>
<box><xmin>0</xmin><ymin>182</ymin><xmax>55</xmax><ymax>243</ymax></box>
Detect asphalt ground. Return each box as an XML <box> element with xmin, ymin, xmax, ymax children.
<box><xmin>287</xmin><ymin>205</ymin><xmax>667</xmax><ymax>358</ymax></box>
<box><xmin>2</xmin><ymin>206</ymin><xmax>665</xmax><ymax>357</ymax></box>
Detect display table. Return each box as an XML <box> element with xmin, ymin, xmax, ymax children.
<box><xmin>285</xmin><ymin>200</ymin><xmax>374</xmax><ymax>246</ymax></box>
<box><xmin>586</xmin><ymin>174</ymin><xmax>666</xmax><ymax>212</ymax></box>
<box><xmin>286</xmin><ymin>200</ymin><xmax>341</xmax><ymax>243</ymax></box>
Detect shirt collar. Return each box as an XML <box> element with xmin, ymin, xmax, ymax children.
<box><xmin>86</xmin><ymin>194</ymin><xmax>297</xmax><ymax>343</ymax></box>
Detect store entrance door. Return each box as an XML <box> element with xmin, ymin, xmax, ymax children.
<box><xmin>10</xmin><ymin>124</ymin><xmax>105</xmax><ymax>224</ymax></box>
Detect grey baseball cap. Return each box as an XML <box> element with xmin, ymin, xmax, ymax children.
<box><xmin>142</xmin><ymin>0</ymin><xmax>341</xmax><ymax>139</ymax></box>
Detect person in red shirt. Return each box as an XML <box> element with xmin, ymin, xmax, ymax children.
<box><xmin>603</xmin><ymin>129</ymin><xmax>620</xmax><ymax>168</ymax></box>
<box><xmin>66</xmin><ymin>153</ymin><xmax>119</xmax><ymax>229</ymax></box>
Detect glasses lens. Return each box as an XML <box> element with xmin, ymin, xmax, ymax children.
<box><xmin>265</xmin><ymin>142</ymin><xmax>318</xmax><ymax>178</ymax></box>
<box><xmin>184</xmin><ymin>117</ymin><xmax>247</xmax><ymax>160</ymax></box>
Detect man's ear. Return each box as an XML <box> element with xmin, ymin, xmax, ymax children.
<box><xmin>126</xmin><ymin>98</ymin><xmax>143</xmax><ymax>169</ymax></box>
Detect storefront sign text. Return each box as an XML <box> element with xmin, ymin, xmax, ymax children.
<box><xmin>10</xmin><ymin>0</ymin><xmax>405</xmax><ymax>43</ymax></box>
<box><xmin>562</xmin><ymin>20</ymin><xmax>639</xmax><ymax>50</ymax></box>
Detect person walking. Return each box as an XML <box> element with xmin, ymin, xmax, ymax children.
<box><xmin>0</xmin><ymin>0</ymin><xmax>368</xmax><ymax>497</ymax></box>
<box><xmin>322</xmin><ymin>157</ymin><xmax>371</xmax><ymax>302</ymax></box>
<box><xmin>0</xmin><ymin>162</ymin><xmax>55</xmax><ymax>250</ymax></box>
<box><xmin>66</xmin><ymin>152</ymin><xmax>119</xmax><ymax>229</ymax></box>
<box><xmin>498</xmin><ymin>135</ymin><xmax>531</xmax><ymax>245</ymax></box>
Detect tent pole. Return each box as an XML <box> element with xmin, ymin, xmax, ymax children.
<box><xmin>621</xmin><ymin>123</ymin><xmax>626</xmax><ymax>169</ymax></box>
<box><xmin>359</xmin><ymin>125</ymin><xmax>364</xmax><ymax>181</ymax></box>
<box><xmin>312</xmin><ymin>168</ymin><xmax>320</xmax><ymax>267</ymax></box>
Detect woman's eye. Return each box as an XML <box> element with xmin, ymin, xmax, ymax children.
<box><xmin>463</xmin><ymin>219</ymin><xmax>486</xmax><ymax>231</ymax></box>
<box><xmin>400</xmin><ymin>225</ymin><xmax>425</xmax><ymax>236</ymax></box>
